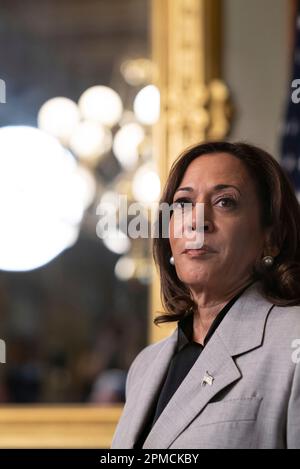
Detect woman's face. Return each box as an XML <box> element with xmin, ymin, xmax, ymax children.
<box><xmin>169</xmin><ymin>153</ymin><xmax>268</xmax><ymax>294</ymax></box>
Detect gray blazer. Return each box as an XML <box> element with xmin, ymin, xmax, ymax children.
<box><xmin>111</xmin><ymin>282</ymin><xmax>300</xmax><ymax>449</ymax></box>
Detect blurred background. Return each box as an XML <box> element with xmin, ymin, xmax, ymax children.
<box><xmin>0</xmin><ymin>0</ymin><xmax>155</xmax><ymax>405</ymax></box>
<box><xmin>0</xmin><ymin>0</ymin><xmax>297</xmax><ymax>421</ymax></box>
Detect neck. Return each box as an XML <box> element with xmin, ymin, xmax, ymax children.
<box><xmin>191</xmin><ymin>278</ymin><xmax>253</xmax><ymax>345</ymax></box>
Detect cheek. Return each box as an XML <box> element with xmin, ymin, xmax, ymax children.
<box><xmin>169</xmin><ymin>217</ymin><xmax>180</xmax><ymax>253</ymax></box>
<box><xmin>220</xmin><ymin>218</ymin><xmax>264</xmax><ymax>260</ymax></box>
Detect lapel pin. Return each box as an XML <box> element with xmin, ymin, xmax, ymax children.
<box><xmin>202</xmin><ymin>371</ymin><xmax>214</xmax><ymax>386</ymax></box>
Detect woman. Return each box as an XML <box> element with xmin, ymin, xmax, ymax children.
<box><xmin>111</xmin><ymin>141</ymin><xmax>300</xmax><ymax>449</ymax></box>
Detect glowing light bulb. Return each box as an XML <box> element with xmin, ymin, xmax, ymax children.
<box><xmin>133</xmin><ymin>85</ymin><xmax>160</xmax><ymax>125</ymax></box>
<box><xmin>38</xmin><ymin>97</ymin><xmax>80</xmax><ymax>145</ymax></box>
<box><xmin>78</xmin><ymin>86</ymin><xmax>123</xmax><ymax>127</ymax></box>
<box><xmin>0</xmin><ymin>126</ymin><xmax>85</xmax><ymax>271</ymax></box>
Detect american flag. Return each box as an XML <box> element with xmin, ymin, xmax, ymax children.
<box><xmin>281</xmin><ymin>0</ymin><xmax>300</xmax><ymax>195</ymax></box>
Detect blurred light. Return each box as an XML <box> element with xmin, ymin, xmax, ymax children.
<box><xmin>0</xmin><ymin>126</ymin><xmax>85</xmax><ymax>272</ymax></box>
<box><xmin>113</xmin><ymin>123</ymin><xmax>145</xmax><ymax>170</ymax></box>
<box><xmin>114</xmin><ymin>175</ymin><xmax>133</xmax><ymax>200</ymax></box>
<box><xmin>102</xmin><ymin>228</ymin><xmax>131</xmax><ymax>254</ymax></box>
<box><xmin>114</xmin><ymin>256</ymin><xmax>136</xmax><ymax>281</ymax></box>
<box><xmin>69</xmin><ymin>121</ymin><xmax>112</xmax><ymax>165</ymax></box>
<box><xmin>120</xmin><ymin>58</ymin><xmax>153</xmax><ymax>86</ymax></box>
<box><xmin>37</xmin><ymin>97</ymin><xmax>80</xmax><ymax>145</ymax></box>
<box><xmin>132</xmin><ymin>163</ymin><xmax>161</xmax><ymax>204</ymax></box>
<box><xmin>133</xmin><ymin>85</ymin><xmax>160</xmax><ymax>125</ymax></box>
<box><xmin>118</xmin><ymin>110</ymin><xmax>136</xmax><ymax>126</ymax></box>
<box><xmin>77</xmin><ymin>166</ymin><xmax>97</xmax><ymax>209</ymax></box>
<box><xmin>78</xmin><ymin>86</ymin><xmax>123</xmax><ymax>127</ymax></box>
<box><xmin>99</xmin><ymin>190</ymin><xmax>121</xmax><ymax>217</ymax></box>
<box><xmin>135</xmin><ymin>258</ymin><xmax>152</xmax><ymax>285</ymax></box>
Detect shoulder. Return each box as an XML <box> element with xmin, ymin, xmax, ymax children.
<box><xmin>130</xmin><ymin>332</ymin><xmax>175</xmax><ymax>372</ymax></box>
<box><xmin>125</xmin><ymin>330</ymin><xmax>176</xmax><ymax>396</ymax></box>
<box><xmin>268</xmin><ymin>304</ymin><xmax>300</xmax><ymax>334</ymax></box>
<box><xmin>263</xmin><ymin>304</ymin><xmax>300</xmax><ymax>361</ymax></box>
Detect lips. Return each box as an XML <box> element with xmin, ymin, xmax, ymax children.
<box><xmin>182</xmin><ymin>245</ymin><xmax>216</xmax><ymax>258</ymax></box>
<box><xmin>182</xmin><ymin>245</ymin><xmax>215</xmax><ymax>254</ymax></box>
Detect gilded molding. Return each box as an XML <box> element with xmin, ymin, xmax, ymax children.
<box><xmin>150</xmin><ymin>0</ymin><xmax>230</xmax><ymax>343</ymax></box>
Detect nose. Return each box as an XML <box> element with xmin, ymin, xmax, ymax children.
<box><xmin>191</xmin><ymin>205</ymin><xmax>214</xmax><ymax>233</ymax></box>
<box><xmin>192</xmin><ymin>220</ymin><xmax>213</xmax><ymax>232</ymax></box>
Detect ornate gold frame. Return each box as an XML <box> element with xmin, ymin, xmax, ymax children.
<box><xmin>0</xmin><ymin>405</ymin><xmax>123</xmax><ymax>448</ymax></box>
<box><xmin>150</xmin><ymin>0</ymin><xmax>226</xmax><ymax>344</ymax></box>
<box><xmin>0</xmin><ymin>0</ymin><xmax>223</xmax><ymax>449</ymax></box>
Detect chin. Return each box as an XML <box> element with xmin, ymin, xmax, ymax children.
<box><xmin>179</xmin><ymin>272</ymin><xmax>209</xmax><ymax>285</ymax></box>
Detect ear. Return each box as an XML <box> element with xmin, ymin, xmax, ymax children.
<box><xmin>263</xmin><ymin>228</ymin><xmax>280</xmax><ymax>257</ymax></box>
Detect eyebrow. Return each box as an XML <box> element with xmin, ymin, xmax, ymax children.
<box><xmin>174</xmin><ymin>184</ymin><xmax>241</xmax><ymax>195</ymax></box>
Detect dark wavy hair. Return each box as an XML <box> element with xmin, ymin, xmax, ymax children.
<box><xmin>152</xmin><ymin>141</ymin><xmax>300</xmax><ymax>325</ymax></box>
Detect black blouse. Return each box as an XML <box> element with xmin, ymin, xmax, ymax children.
<box><xmin>133</xmin><ymin>283</ymin><xmax>254</xmax><ymax>448</ymax></box>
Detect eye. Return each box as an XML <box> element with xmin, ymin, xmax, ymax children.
<box><xmin>215</xmin><ymin>196</ymin><xmax>237</xmax><ymax>208</ymax></box>
<box><xmin>172</xmin><ymin>197</ymin><xmax>193</xmax><ymax>211</ymax></box>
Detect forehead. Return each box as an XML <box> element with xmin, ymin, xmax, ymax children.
<box><xmin>179</xmin><ymin>153</ymin><xmax>249</xmax><ymax>187</ymax></box>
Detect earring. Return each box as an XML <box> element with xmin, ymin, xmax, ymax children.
<box><xmin>262</xmin><ymin>255</ymin><xmax>274</xmax><ymax>267</ymax></box>
<box><xmin>170</xmin><ymin>256</ymin><xmax>175</xmax><ymax>265</ymax></box>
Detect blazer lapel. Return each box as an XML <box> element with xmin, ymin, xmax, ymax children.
<box><xmin>113</xmin><ymin>329</ymin><xmax>178</xmax><ymax>448</ymax></box>
<box><xmin>142</xmin><ymin>333</ymin><xmax>240</xmax><ymax>448</ymax></box>
<box><xmin>142</xmin><ymin>281</ymin><xmax>274</xmax><ymax>449</ymax></box>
